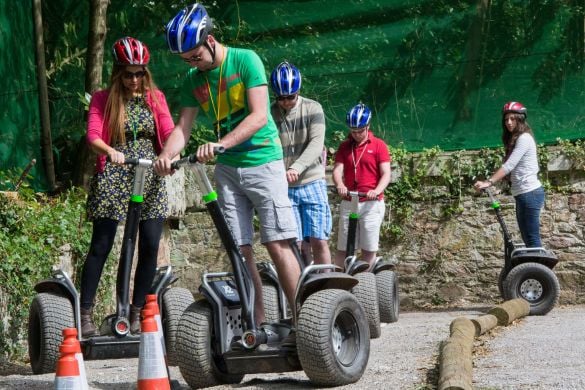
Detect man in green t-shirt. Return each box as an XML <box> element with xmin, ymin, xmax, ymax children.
<box><xmin>154</xmin><ymin>3</ymin><xmax>300</xmax><ymax>329</ymax></box>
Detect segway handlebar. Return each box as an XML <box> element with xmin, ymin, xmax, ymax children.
<box><xmin>106</xmin><ymin>156</ymin><xmax>153</xmax><ymax>167</ymax></box>
<box><xmin>329</xmin><ymin>188</ymin><xmax>368</xmax><ymax>198</ymax></box>
<box><xmin>170</xmin><ymin>146</ymin><xmax>225</xmax><ymax>170</ymax></box>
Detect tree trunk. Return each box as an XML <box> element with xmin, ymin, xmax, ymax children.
<box><xmin>33</xmin><ymin>0</ymin><xmax>56</xmax><ymax>191</ymax></box>
<box><xmin>73</xmin><ymin>0</ymin><xmax>109</xmax><ymax>189</ymax></box>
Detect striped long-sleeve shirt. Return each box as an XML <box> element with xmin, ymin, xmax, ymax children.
<box><xmin>271</xmin><ymin>96</ymin><xmax>326</xmax><ymax>187</ymax></box>
<box><xmin>502</xmin><ymin>133</ymin><xmax>542</xmax><ymax>196</ymax></box>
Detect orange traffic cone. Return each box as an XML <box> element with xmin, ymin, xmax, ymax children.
<box><xmin>144</xmin><ymin>294</ymin><xmax>166</xmax><ymax>356</ymax></box>
<box><xmin>54</xmin><ymin>343</ymin><xmax>82</xmax><ymax>389</ymax></box>
<box><xmin>61</xmin><ymin>328</ymin><xmax>89</xmax><ymax>390</ymax></box>
<box><xmin>137</xmin><ymin>308</ymin><xmax>170</xmax><ymax>390</ymax></box>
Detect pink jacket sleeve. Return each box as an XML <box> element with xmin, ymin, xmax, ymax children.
<box><xmin>86</xmin><ymin>90</ymin><xmax>110</xmax><ymax>146</ymax></box>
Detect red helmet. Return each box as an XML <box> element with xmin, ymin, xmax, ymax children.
<box><xmin>502</xmin><ymin>101</ymin><xmax>527</xmax><ymax>117</ymax></box>
<box><xmin>112</xmin><ymin>37</ymin><xmax>150</xmax><ymax>65</ymax></box>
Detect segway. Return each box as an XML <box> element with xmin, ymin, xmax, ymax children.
<box><xmin>338</xmin><ymin>190</ymin><xmax>400</xmax><ymax>328</ymax></box>
<box><xmin>28</xmin><ymin>158</ymin><xmax>193</xmax><ymax>374</ymax></box>
<box><xmin>171</xmin><ymin>150</ymin><xmax>370</xmax><ymax>388</ymax></box>
<box><xmin>484</xmin><ymin>187</ymin><xmax>560</xmax><ymax>315</ymax></box>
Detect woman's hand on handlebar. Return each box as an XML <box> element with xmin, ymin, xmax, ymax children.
<box><xmin>473</xmin><ymin>180</ymin><xmax>491</xmax><ymax>192</ymax></box>
<box><xmin>336</xmin><ymin>186</ymin><xmax>348</xmax><ymax>197</ymax></box>
<box><xmin>107</xmin><ymin>149</ymin><xmax>125</xmax><ymax>165</ymax></box>
<box><xmin>197</xmin><ymin>142</ymin><xmax>223</xmax><ymax>163</ymax></box>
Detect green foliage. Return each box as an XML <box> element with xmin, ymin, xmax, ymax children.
<box><xmin>0</xmin><ymin>187</ymin><xmax>92</xmax><ymax>359</ymax></box>
<box><xmin>556</xmin><ymin>138</ymin><xmax>585</xmax><ymax>170</ymax></box>
<box><xmin>381</xmin><ymin>142</ymin><xmax>563</xmax><ymax>240</ymax></box>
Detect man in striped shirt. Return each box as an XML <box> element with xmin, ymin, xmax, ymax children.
<box><xmin>270</xmin><ymin>62</ymin><xmax>332</xmax><ymax>265</ymax></box>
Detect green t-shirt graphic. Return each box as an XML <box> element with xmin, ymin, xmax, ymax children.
<box><xmin>180</xmin><ymin>47</ymin><xmax>283</xmax><ymax>167</ymax></box>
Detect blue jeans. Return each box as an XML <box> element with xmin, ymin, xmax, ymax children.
<box><xmin>514</xmin><ymin>186</ymin><xmax>545</xmax><ymax>247</ymax></box>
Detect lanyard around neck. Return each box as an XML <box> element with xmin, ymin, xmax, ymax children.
<box><xmin>351</xmin><ymin>138</ymin><xmax>368</xmax><ymax>186</ymax></box>
<box><xmin>205</xmin><ymin>45</ymin><xmax>227</xmax><ymax>141</ymax></box>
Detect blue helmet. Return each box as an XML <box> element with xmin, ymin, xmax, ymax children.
<box><xmin>165</xmin><ymin>3</ymin><xmax>213</xmax><ymax>54</ymax></box>
<box><xmin>270</xmin><ymin>62</ymin><xmax>302</xmax><ymax>96</ymax></box>
<box><xmin>346</xmin><ymin>103</ymin><xmax>372</xmax><ymax>128</ymax></box>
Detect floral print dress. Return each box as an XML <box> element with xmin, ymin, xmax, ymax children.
<box><xmin>87</xmin><ymin>96</ymin><xmax>168</xmax><ymax>222</ymax></box>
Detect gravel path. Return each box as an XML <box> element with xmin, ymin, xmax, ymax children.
<box><xmin>1</xmin><ymin>306</ymin><xmax>582</xmax><ymax>389</ymax></box>
<box><xmin>473</xmin><ymin>304</ymin><xmax>585</xmax><ymax>390</ymax></box>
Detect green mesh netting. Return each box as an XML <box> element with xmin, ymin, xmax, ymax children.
<box><xmin>2</xmin><ymin>1</ymin><xmax>584</xmax><ymax>191</ymax></box>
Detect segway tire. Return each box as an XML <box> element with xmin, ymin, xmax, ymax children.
<box><xmin>28</xmin><ymin>292</ymin><xmax>74</xmax><ymax>374</ymax></box>
<box><xmin>297</xmin><ymin>289</ymin><xmax>370</xmax><ymax>386</ymax></box>
<box><xmin>498</xmin><ymin>267</ymin><xmax>508</xmax><ymax>300</ymax></box>
<box><xmin>162</xmin><ymin>287</ymin><xmax>194</xmax><ymax>366</ymax></box>
<box><xmin>176</xmin><ymin>300</ymin><xmax>243</xmax><ymax>388</ymax></box>
<box><xmin>351</xmin><ymin>272</ymin><xmax>381</xmax><ymax>338</ymax></box>
<box><xmin>261</xmin><ymin>279</ymin><xmax>280</xmax><ymax>323</ymax></box>
<box><xmin>376</xmin><ymin>270</ymin><xmax>400</xmax><ymax>323</ymax></box>
<box><xmin>503</xmin><ymin>262</ymin><xmax>560</xmax><ymax>315</ymax></box>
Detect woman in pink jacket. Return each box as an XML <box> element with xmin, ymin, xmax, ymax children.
<box><xmin>80</xmin><ymin>37</ymin><xmax>174</xmax><ymax>337</ymax></box>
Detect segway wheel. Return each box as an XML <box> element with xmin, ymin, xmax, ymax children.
<box><xmin>162</xmin><ymin>287</ymin><xmax>194</xmax><ymax>366</ymax></box>
<box><xmin>503</xmin><ymin>262</ymin><xmax>560</xmax><ymax>315</ymax></box>
<box><xmin>261</xmin><ymin>279</ymin><xmax>280</xmax><ymax>323</ymax></box>
<box><xmin>497</xmin><ymin>267</ymin><xmax>508</xmax><ymax>300</ymax></box>
<box><xmin>351</xmin><ymin>272</ymin><xmax>381</xmax><ymax>338</ymax></box>
<box><xmin>297</xmin><ymin>289</ymin><xmax>370</xmax><ymax>386</ymax></box>
<box><xmin>28</xmin><ymin>292</ymin><xmax>74</xmax><ymax>374</ymax></box>
<box><xmin>376</xmin><ymin>270</ymin><xmax>400</xmax><ymax>323</ymax></box>
<box><xmin>176</xmin><ymin>300</ymin><xmax>243</xmax><ymax>388</ymax></box>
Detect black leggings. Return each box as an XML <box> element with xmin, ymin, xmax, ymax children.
<box><xmin>80</xmin><ymin>218</ymin><xmax>164</xmax><ymax>310</ymax></box>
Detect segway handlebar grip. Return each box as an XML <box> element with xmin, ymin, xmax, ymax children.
<box><xmin>330</xmin><ymin>188</ymin><xmax>368</xmax><ymax>198</ymax></box>
<box><xmin>170</xmin><ymin>146</ymin><xmax>225</xmax><ymax>170</ymax></box>
<box><xmin>106</xmin><ymin>156</ymin><xmax>142</xmax><ymax>166</ymax></box>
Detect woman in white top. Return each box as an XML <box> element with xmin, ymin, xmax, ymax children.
<box><xmin>474</xmin><ymin>101</ymin><xmax>545</xmax><ymax>247</ymax></box>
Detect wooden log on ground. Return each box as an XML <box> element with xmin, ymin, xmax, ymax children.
<box><xmin>439</xmin><ymin>317</ymin><xmax>475</xmax><ymax>390</ymax></box>
<box><xmin>438</xmin><ymin>337</ymin><xmax>473</xmax><ymax>390</ymax></box>
<box><xmin>487</xmin><ymin>298</ymin><xmax>530</xmax><ymax>326</ymax></box>
<box><xmin>449</xmin><ymin>317</ymin><xmax>475</xmax><ymax>341</ymax></box>
<box><xmin>471</xmin><ymin>314</ymin><xmax>498</xmax><ymax>336</ymax></box>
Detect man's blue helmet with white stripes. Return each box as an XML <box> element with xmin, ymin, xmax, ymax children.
<box><xmin>346</xmin><ymin>103</ymin><xmax>372</xmax><ymax>128</ymax></box>
<box><xmin>165</xmin><ymin>3</ymin><xmax>213</xmax><ymax>54</ymax></box>
<box><xmin>270</xmin><ymin>62</ymin><xmax>302</xmax><ymax>96</ymax></box>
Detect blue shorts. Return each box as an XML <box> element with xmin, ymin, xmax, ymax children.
<box><xmin>288</xmin><ymin>179</ymin><xmax>332</xmax><ymax>241</ymax></box>
<box><xmin>215</xmin><ymin>160</ymin><xmax>298</xmax><ymax>245</ymax></box>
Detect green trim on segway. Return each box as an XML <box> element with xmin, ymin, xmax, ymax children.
<box><xmin>131</xmin><ymin>194</ymin><xmax>144</xmax><ymax>203</ymax></box>
<box><xmin>490</xmin><ymin>201</ymin><xmax>500</xmax><ymax>209</ymax></box>
<box><xmin>349</xmin><ymin>213</ymin><xmax>359</xmax><ymax>219</ymax></box>
<box><xmin>203</xmin><ymin>191</ymin><xmax>218</xmax><ymax>203</ymax></box>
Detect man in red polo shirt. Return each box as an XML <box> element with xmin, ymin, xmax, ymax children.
<box><xmin>332</xmin><ymin>103</ymin><xmax>391</xmax><ymax>269</ymax></box>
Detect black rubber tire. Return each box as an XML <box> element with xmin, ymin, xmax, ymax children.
<box><xmin>162</xmin><ymin>287</ymin><xmax>194</xmax><ymax>366</ymax></box>
<box><xmin>376</xmin><ymin>270</ymin><xmax>400</xmax><ymax>323</ymax></box>
<box><xmin>261</xmin><ymin>279</ymin><xmax>280</xmax><ymax>323</ymax></box>
<box><xmin>176</xmin><ymin>301</ymin><xmax>243</xmax><ymax>388</ymax></box>
<box><xmin>498</xmin><ymin>267</ymin><xmax>508</xmax><ymax>300</ymax></box>
<box><xmin>28</xmin><ymin>293</ymin><xmax>74</xmax><ymax>374</ymax></box>
<box><xmin>351</xmin><ymin>272</ymin><xmax>381</xmax><ymax>338</ymax></box>
<box><xmin>503</xmin><ymin>262</ymin><xmax>560</xmax><ymax>316</ymax></box>
<box><xmin>297</xmin><ymin>289</ymin><xmax>370</xmax><ymax>387</ymax></box>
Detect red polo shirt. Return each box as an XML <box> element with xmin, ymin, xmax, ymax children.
<box><xmin>335</xmin><ymin>131</ymin><xmax>391</xmax><ymax>201</ymax></box>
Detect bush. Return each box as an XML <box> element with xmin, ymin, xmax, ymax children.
<box><xmin>0</xmin><ymin>187</ymin><xmax>91</xmax><ymax>360</ymax></box>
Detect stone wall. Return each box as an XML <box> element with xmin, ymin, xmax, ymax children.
<box><xmin>165</xmin><ymin>158</ymin><xmax>585</xmax><ymax>310</ymax></box>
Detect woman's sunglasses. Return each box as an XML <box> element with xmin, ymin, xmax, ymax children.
<box><xmin>123</xmin><ymin>70</ymin><xmax>146</xmax><ymax>80</ymax></box>
<box><xmin>276</xmin><ymin>95</ymin><xmax>297</xmax><ymax>102</ymax></box>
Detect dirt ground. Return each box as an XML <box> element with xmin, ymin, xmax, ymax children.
<box><xmin>1</xmin><ymin>305</ymin><xmax>583</xmax><ymax>389</ymax></box>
